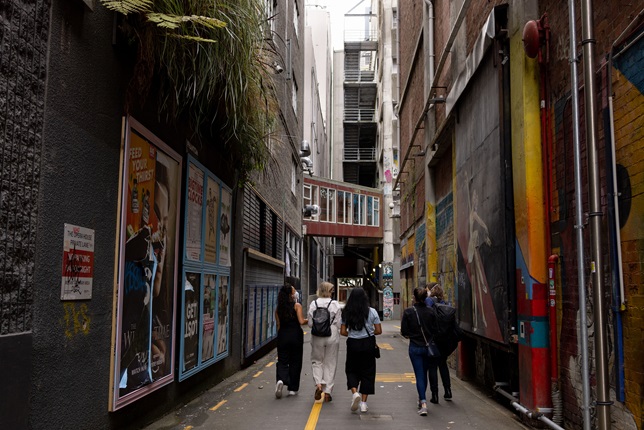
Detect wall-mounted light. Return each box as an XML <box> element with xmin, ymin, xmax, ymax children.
<box><xmin>429</xmin><ymin>95</ymin><xmax>446</xmax><ymax>104</ymax></box>
<box><xmin>272</xmin><ymin>61</ymin><xmax>284</xmax><ymax>74</ymax></box>
<box><xmin>303</xmin><ymin>204</ymin><xmax>320</xmax><ymax>217</ymax></box>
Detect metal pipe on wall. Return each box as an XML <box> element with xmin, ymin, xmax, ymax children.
<box><xmin>580</xmin><ymin>0</ymin><xmax>612</xmax><ymax>427</ymax></box>
<box><xmin>566</xmin><ymin>0</ymin><xmax>592</xmax><ymax>428</ymax></box>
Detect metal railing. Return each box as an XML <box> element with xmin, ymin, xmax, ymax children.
<box><xmin>344</xmin><ymin>147</ymin><xmax>376</xmax><ymax>161</ymax></box>
<box><xmin>344</xmin><ymin>108</ymin><xmax>375</xmax><ymax>122</ymax></box>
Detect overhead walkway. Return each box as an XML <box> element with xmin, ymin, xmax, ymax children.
<box><xmin>302</xmin><ymin>176</ymin><xmax>383</xmax><ymax>239</ymax></box>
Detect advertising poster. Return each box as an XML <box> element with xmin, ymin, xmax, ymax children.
<box><xmin>261</xmin><ymin>287</ymin><xmax>269</xmax><ymax>343</ymax></box>
<box><xmin>61</xmin><ymin>224</ymin><xmax>95</xmax><ymax>300</ymax></box>
<box><xmin>186</xmin><ymin>164</ymin><xmax>204</xmax><ymax>262</ymax></box>
<box><xmin>217</xmin><ymin>275</ymin><xmax>229</xmax><ymax>355</ymax></box>
<box><xmin>246</xmin><ymin>286</ymin><xmax>256</xmax><ymax>354</ymax></box>
<box><xmin>202</xmin><ymin>274</ymin><xmax>216</xmax><ymax>362</ymax></box>
<box><xmin>183</xmin><ymin>272</ymin><xmax>201</xmax><ymax>371</ymax></box>
<box><xmin>204</xmin><ymin>177</ymin><xmax>219</xmax><ymax>264</ymax></box>
<box><xmin>254</xmin><ymin>286</ymin><xmax>262</xmax><ymax>347</ymax></box>
<box><xmin>219</xmin><ymin>188</ymin><xmax>232</xmax><ymax>266</ymax></box>
<box><xmin>112</xmin><ymin>117</ymin><xmax>181</xmax><ymax>411</ymax></box>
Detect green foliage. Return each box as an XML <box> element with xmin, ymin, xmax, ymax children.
<box><xmin>102</xmin><ymin>0</ymin><xmax>278</xmax><ymax>184</ymax></box>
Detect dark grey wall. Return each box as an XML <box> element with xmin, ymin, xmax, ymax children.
<box><xmin>31</xmin><ymin>0</ymin><xmax>126</xmax><ymax>428</ymax></box>
<box><xmin>28</xmin><ymin>1</ymin><xmax>246</xmax><ymax>429</ymax></box>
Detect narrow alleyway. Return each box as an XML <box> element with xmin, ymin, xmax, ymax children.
<box><xmin>145</xmin><ymin>320</ymin><xmax>528</xmax><ymax>430</ymax></box>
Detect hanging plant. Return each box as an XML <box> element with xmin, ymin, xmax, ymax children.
<box><xmin>101</xmin><ymin>0</ymin><xmax>279</xmax><ymax>184</ymax></box>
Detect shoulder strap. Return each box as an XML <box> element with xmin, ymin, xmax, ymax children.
<box><xmin>412</xmin><ymin>306</ymin><xmax>430</xmax><ymax>347</ymax></box>
<box><xmin>314</xmin><ymin>299</ymin><xmax>319</xmax><ymax>309</ymax></box>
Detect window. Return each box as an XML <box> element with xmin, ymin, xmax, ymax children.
<box><xmin>337</xmin><ymin>191</ymin><xmax>346</xmax><ymax>224</ymax></box>
<box><xmin>292</xmin><ymin>78</ymin><xmax>298</xmax><ymax>113</ymax></box>
<box><xmin>303</xmin><ymin>184</ymin><xmax>311</xmax><ymax>206</ymax></box>
<box><xmin>319</xmin><ymin>187</ymin><xmax>336</xmax><ymax>223</ymax></box>
<box><xmin>293</xmin><ymin>0</ymin><xmax>299</xmax><ymax>38</ymax></box>
<box><xmin>367</xmin><ymin>196</ymin><xmax>374</xmax><ymax>226</ymax></box>
<box><xmin>264</xmin><ymin>0</ymin><xmax>277</xmax><ymax>36</ymax></box>
<box><xmin>291</xmin><ymin>157</ymin><xmax>297</xmax><ymax>195</ymax></box>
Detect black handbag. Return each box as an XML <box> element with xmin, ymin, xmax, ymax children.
<box><xmin>368</xmin><ymin>328</ymin><xmax>380</xmax><ymax>359</ymax></box>
<box><xmin>413</xmin><ymin>306</ymin><xmax>441</xmax><ymax>358</ymax></box>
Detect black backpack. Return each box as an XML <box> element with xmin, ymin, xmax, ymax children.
<box><xmin>311</xmin><ymin>299</ymin><xmax>334</xmax><ymax>337</ymax></box>
<box><xmin>433</xmin><ymin>302</ymin><xmax>463</xmax><ymax>355</ymax></box>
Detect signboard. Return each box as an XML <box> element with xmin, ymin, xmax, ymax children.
<box><xmin>178</xmin><ymin>155</ymin><xmax>231</xmax><ymax>381</ymax></box>
<box><xmin>61</xmin><ymin>224</ymin><xmax>95</xmax><ymax>300</ymax></box>
<box><xmin>110</xmin><ymin>117</ymin><xmax>182</xmax><ymax>411</ymax></box>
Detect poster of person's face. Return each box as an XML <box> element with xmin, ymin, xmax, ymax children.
<box><xmin>204</xmin><ymin>178</ymin><xmax>219</xmax><ymax>264</ymax></box>
<box><xmin>183</xmin><ymin>272</ymin><xmax>201</xmax><ymax>371</ymax></box>
<box><xmin>113</xmin><ymin>118</ymin><xmax>181</xmax><ymax>410</ymax></box>
<box><xmin>217</xmin><ymin>276</ymin><xmax>229</xmax><ymax>355</ymax></box>
<box><xmin>219</xmin><ymin>188</ymin><xmax>232</xmax><ymax>266</ymax></box>
<box><xmin>202</xmin><ymin>274</ymin><xmax>216</xmax><ymax>362</ymax></box>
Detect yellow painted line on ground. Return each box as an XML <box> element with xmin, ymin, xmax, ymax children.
<box><xmin>266</xmin><ymin>361</ymin><xmax>275</xmax><ymax>367</ymax></box>
<box><xmin>209</xmin><ymin>400</ymin><xmax>227</xmax><ymax>411</ymax></box>
<box><xmin>234</xmin><ymin>382</ymin><xmax>249</xmax><ymax>392</ymax></box>
<box><xmin>183</xmin><ymin>426</ymin><xmax>193</xmax><ymax>430</ymax></box>
<box><xmin>253</xmin><ymin>371</ymin><xmax>263</xmax><ymax>377</ymax></box>
<box><xmin>393</xmin><ymin>325</ymin><xmax>401</xmax><ymax>329</ymax></box>
<box><xmin>378</xmin><ymin>343</ymin><xmax>394</xmax><ymax>350</ymax></box>
<box><xmin>376</xmin><ymin>373</ymin><xmax>416</xmax><ymax>383</ymax></box>
<box><xmin>304</xmin><ymin>400</ymin><xmax>323</xmax><ymax>430</ymax></box>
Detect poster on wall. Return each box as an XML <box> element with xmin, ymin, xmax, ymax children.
<box><xmin>178</xmin><ymin>156</ymin><xmax>231</xmax><ymax>381</ymax></box>
<box><xmin>246</xmin><ymin>286</ymin><xmax>256</xmax><ymax>354</ymax></box>
<box><xmin>110</xmin><ymin>117</ymin><xmax>181</xmax><ymax>411</ymax></box>
<box><xmin>186</xmin><ymin>164</ymin><xmax>204</xmax><ymax>262</ymax></box>
<box><xmin>217</xmin><ymin>275</ymin><xmax>229</xmax><ymax>355</ymax></box>
<box><xmin>204</xmin><ymin>177</ymin><xmax>219</xmax><ymax>264</ymax></box>
<box><xmin>183</xmin><ymin>272</ymin><xmax>201</xmax><ymax>371</ymax></box>
<box><xmin>219</xmin><ymin>188</ymin><xmax>232</xmax><ymax>266</ymax></box>
<box><xmin>60</xmin><ymin>224</ymin><xmax>95</xmax><ymax>300</ymax></box>
<box><xmin>202</xmin><ymin>274</ymin><xmax>216</xmax><ymax>362</ymax></box>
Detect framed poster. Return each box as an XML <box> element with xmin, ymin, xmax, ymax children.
<box><xmin>178</xmin><ymin>155</ymin><xmax>231</xmax><ymax>381</ymax></box>
<box><xmin>110</xmin><ymin>117</ymin><xmax>182</xmax><ymax>411</ymax></box>
<box><xmin>217</xmin><ymin>275</ymin><xmax>229</xmax><ymax>356</ymax></box>
<box><xmin>202</xmin><ymin>274</ymin><xmax>216</xmax><ymax>362</ymax></box>
<box><xmin>219</xmin><ymin>187</ymin><xmax>232</xmax><ymax>266</ymax></box>
<box><xmin>182</xmin><ymin>271</ymin><xmax>201</xmax><ymax>371</ymax></box>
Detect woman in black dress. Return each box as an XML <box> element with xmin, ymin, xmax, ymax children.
<box><xmin>275</xmin><ymin>285</ymin><xmax>308</xmax><ymax>398</ymax></box>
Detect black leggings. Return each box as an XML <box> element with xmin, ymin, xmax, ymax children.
<box><xmin>276</xmin><ymin>327</ymin><xmax>304</xmax><ymax>392</ymax></box>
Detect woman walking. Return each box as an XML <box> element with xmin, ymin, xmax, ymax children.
<box><xmin>401</xmin><ymin>286</ymin><xmax>440</xmax><ymax>416</ymax></box>
<box><xmin>429</xmin><ymin>284</ymin><xmax>453</xmax><ymax>401</ymax></box>
<box><xmin>308</xmin><ymin>282</ymin><xmax>342</xmax><ymax>402</ymax></box>
<box><xmin>340</xmin><ymin>288</ymin><xmax>381</xmax><ymax>413</ymax></box>
<box><xmin>275</xmin><ymin>284</ymin><xmax>308</xmax><ymax>398</ymax></box>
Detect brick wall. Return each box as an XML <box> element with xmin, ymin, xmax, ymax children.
<box><xmin>545</xmin><ymin>0</ymin><xmax>643</xmax><ymax>427</ymax></box>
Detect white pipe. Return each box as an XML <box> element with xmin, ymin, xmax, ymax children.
<box><xmin>495</xmin><ymin>385</ymin><xmax>565</xmax><ymax>430</ymax></box>
<box><xmin>607</xmin><ymin>95</ymin><xmax>625</xmax><ymax>308</ymax></box>
<box><xmin>566</xmin><ymin>0</ymin><xmax>592</xmax><ymax>428</ymax></box>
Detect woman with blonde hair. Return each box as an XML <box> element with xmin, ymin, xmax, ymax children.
<box><xmin>307</xmin><ymin>282</ymin><xmax>342</xmax><ymax>402</ymax></box>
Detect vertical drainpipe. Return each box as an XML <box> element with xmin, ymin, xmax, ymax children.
<box><xmin>566</xmin><ymin>0</ymin><xmax>592</xmax><ymax>428</ymax></box>
<box><xmin>580</xmin><ymin>0</ymin><xmax>612</xmax><ymax>427</ymax></box>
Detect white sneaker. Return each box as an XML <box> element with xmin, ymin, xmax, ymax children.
<box><xmin>360</xmin><ymin>401</ymin><xmax>368</xmax><ymax>413</ymax></box>
<box><xmin>275</xmin><ymin>380</ymin><xmax>283</xmax><ymax>399</ymax></box>
<box><xmin>350</xmin><ymin>392</ymin><xmax>361</xmax><ymax>411</ymax></box>
<box><xmin>287</xmin><ymin>391</ymin><xmax>298</xmax><ymax>396</ymax></box>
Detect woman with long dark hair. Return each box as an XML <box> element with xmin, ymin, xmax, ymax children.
<box><xmin>401</xmin><ymin>286</ymin><xmax>440</xmax><ymax>416</ymax></box>
<box><xmin>275</xmin><ymin>284</ymin><xmax>308</xmax><ymax>398</ymax></box>
<box><xmin>340</xmin><ymin>288</ymin><xmax>381</xmax><ymax>413</ymax></box>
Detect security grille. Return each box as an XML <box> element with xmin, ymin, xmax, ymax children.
<box><xmin>0</xmin><ymin>0</ymin><xmax>50</xmax><ymax>334</ymax></box>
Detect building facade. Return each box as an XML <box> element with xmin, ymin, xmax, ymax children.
<box><xmin>396</xmin><ymin>0</ymin><xmax>643</xmax><ymax>429</ymax></box>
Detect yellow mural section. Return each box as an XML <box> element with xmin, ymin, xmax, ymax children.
<box><xmin>426</xmin><ymin>202</ymin><xmax>437</xmax><ymax>283</ymax></box>
<box><xmin>510</xmin><ymin>32</ymin><xmax>547</xmax><ymax>285</ymax></box>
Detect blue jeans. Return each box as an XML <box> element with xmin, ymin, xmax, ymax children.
<box><xmin>408</xmin><ymin>343</ymin><xmax>439</xmax><ymax>402</ymax></box>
